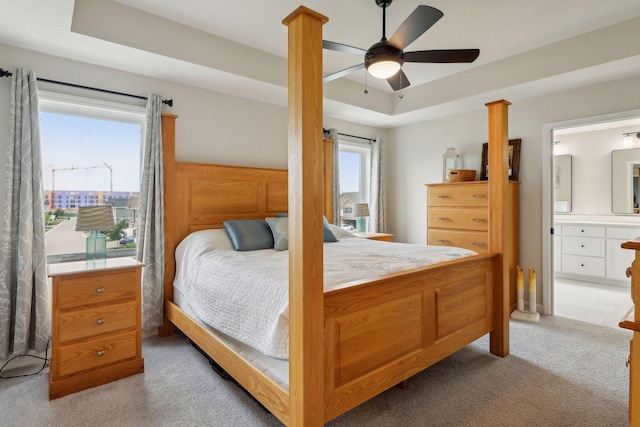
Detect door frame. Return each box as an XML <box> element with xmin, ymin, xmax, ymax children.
<box><xmin>542</xmin><ymin>108</ymin><xmax>640</xmax><ymax>315</ymax></box>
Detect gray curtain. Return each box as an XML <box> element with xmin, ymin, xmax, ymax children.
<box><xmin>137</xmin><ymin>94</ymin><xmax>164</xmax><ymax>330</ymax></box>
<box><xmin>324</xmin><ymin>128</ymin><xmax>341</xmax><ymax>225</ymax></box>
<box><xmin>369</xmin><ymin>137</ymin><xmax>386</xmax><ymax>233</ymax></box>
<box><xmin>0</xmin><ymin>69</ymin><xmax>50</xmax><ymax>358</ymax></box>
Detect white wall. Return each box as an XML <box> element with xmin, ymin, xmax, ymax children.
<box><xmin>387</xmin><ymin>74</ymin><xmax>640</xmax><ymax>305</ymax></box>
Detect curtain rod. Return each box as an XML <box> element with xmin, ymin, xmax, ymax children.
<box><xmin>0</xmin><ymin>68</ymin><xmax>173</xmax><ymax>107</ymax></box>
<box><xmin>324</xmin><ymin>128</ymin><xmax>375</xmax><ymax>142</ymax></box>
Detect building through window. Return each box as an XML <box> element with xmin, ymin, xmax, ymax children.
<box><xmin>39</xmin><ymin>92</ymin><xmax>145</xmax><ymax>263</ymax></box>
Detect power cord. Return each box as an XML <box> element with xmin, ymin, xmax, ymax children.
<box><xmin>0</xmin><ymin>337</ymin><xmax>51</xmax><ymax>379</ymax></box>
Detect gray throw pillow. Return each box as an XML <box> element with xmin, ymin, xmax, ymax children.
<box><xmin>265</xmin><ymin>217</ymin><xmax>289</xmax><ymax>251</ymax></box>
<box><xmin>274</xmin><ymin>213</ymin><xmax>338</xmax><ymax>242</ymax></box>
<box><xmin>223</xmin><ymin>219</ymin><xmax>274</xmax><ymax>251</ymax></box>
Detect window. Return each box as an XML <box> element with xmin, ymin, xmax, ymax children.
<box><xmin>39</xmin><ymin>91</ymin><xmax>145</xmax><ymax>263</ymax></box>
<box><xmin>338</xmin><ymin>140</ymin><xmax>371</xmax><ymax>228</ymax></box>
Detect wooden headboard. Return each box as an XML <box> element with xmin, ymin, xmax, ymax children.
<box><xmin>173</xmin><ymin>162</ymin><xmax>288</xmax><ymax>237</ymax></box>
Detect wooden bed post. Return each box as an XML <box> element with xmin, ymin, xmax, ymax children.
<box><xmin>486</xmin><ymin>100</ymin><xmax>511</xmax><ymax>357</ymax></box>
<box><xmin>159</xmin><ymin>113</ymin><xmax>177</xmax><ymax>338</ymax></box>
<box><xmin>283</xmin><ymin>7</ymin><xmax>328</xmax><ymax>427</ymax></box>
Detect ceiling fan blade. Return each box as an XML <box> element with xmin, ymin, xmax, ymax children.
<box><xmin>323</xmin><ymin>40</ymin><xmax>367</xmax><ymax>56</ymax></box>
<box><xmin>387</xmin><ymin>69</ymin><xmax>410</xmax><ymax>91</ymax></box>
<box><xmin>388</xmin><ymin>5</ymin><xmax>443</xmax><ymax>50</ymax></box>
<box><xmin>404</xmin><ymin>49</ymin><xmax>480</xmax><ymax>63</ymax></box>
<box><xmin>323</xmin><ymin>63</ymin><xmax>365</xmax><ymax>83</ymax></box>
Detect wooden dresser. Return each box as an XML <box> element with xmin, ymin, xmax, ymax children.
<box><xmin>48</xmin><ymin>257</ymin><xmax>144</xmax><ymax>399</ymax></box>
<box><xmin>426</xmin><ymin>181</ymin><xmax>520</xmax><ymax>308</ymax></box>
<box><xmin>620</xmin><ymin>239</ymin><xmax>640</xmax><ymax>426</ymax></box>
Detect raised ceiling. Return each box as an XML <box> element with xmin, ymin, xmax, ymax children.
<box><xmin>1</xmin><ymin>0</ymin><xmax>640</xmax><ymax>128</ymax></box>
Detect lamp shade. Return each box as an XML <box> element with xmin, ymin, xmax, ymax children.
<box><xmin>353</xmin><ymin>203</ymin><xmax>370</xmax><ymax>218</ymax></box>
<box><xmin>75</xmin><ymin>205</ymin><xmax>115</xmax><ymax>232</ymax></box>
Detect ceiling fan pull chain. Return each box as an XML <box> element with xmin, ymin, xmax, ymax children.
<box><xmin>364</xmin><ymin>70</ymin><xmax>369</xmax><ymax>94</ymax></box>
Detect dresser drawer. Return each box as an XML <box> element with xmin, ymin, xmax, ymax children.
<box><xmin>562</xmin><ymin>254</ymin><xmax>605</xmax><ymax>277</ymax></box>
<box><xmin>58</xmin><ymin>301</ymin><xmax>137</xmax><ymax>344</ymax></box>
<box><xmin>428</xmin><ymin>229</ymin><xmax>488</xmax><ymax>253</ymax></box>
<box><xmin>607</xmin><ymin>226</ymin><xmax>640</xmax><ymax>240</ymax></box>
<box><xmin>428</xmin><ymin>185</ymin><xmax>488</xmax><ymax>207</ymax></box>
<box><xmin>562</xmin><ymin>236</ymin><xmax>605</xmax><ymax>257</ymax></box>
<box><xmin>562</xmin><ymin>225</ymin><xmax>605</xmax><ymax>238</ymax></box>
<box><xmin>57</xmin><ymin>270</ymin><xmax>137</xmax><ymax>310</ymax></box>
<box><xmin>57</xmin><ymin>330</ymin><xmax>138</xmax><ymax>378</ymax></box>
<box><xmin>428</xmin><ymin>207</ymin><xmax>488</xmax><ymax>231</ymax></box>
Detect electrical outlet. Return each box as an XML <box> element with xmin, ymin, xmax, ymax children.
<box><xmin>586</xmin><ymin>206</ymin><xmax>595</xmax><ymax>214</ymax></box>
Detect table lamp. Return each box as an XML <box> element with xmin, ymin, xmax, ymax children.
<box><xmin>75</xmin><ymin>205</ymin><xmax>115</xmax><ymax>260</ymax></box>
<box><xmin>354</xmin><ymin>202</ymin><xmax>370</xmax><ymax>232</ymax></box>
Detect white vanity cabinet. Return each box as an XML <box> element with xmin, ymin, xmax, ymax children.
<box><xmin>607</xmin><ymin>227</ymin><xmax>640</xmax><ymax>281</ymax></box>
<box><xmin>555</xmin><ymin>222</ymin><xmax>640</xmax><ymax>286</ymax></box>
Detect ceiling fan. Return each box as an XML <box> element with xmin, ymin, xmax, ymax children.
<box><xmin>323</xmin><ymin>0</ymin><xmax>480</xmax><ymax>91</ymax></box>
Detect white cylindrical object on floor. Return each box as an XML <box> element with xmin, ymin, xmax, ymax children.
<box><xmin>516</xmin><ymin>266</ymin><xmax>524</xmax><ymax>312</ymax></box>
<box><xmin>517</xmin><ymin>289</ymin><xmax>524</xmax><ymax>312</ymax></box>
<box><xmin>528</xmin><ymin>267</ymin><xmax>537</xmax><ymax>314</ymax></box>
<box><xmin>529</xmin><ymin>290</ymin><xmax>537</xmax><ymax>314</ymax></box>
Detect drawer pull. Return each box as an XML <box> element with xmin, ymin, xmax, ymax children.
<box><xmin>581</xmin><ymin>229</ymin><xmax>585</xmax><ymax>233</ymax></box>
<box><xmin>472</xmin><ymin>242</ymin><xmax>487</xmax><ymax>247</ymax></box>
<box><xmin>97</xmin><ymin>319</ymin><xmax>105</xmax><ymax>325</ymax></box>
<box><xmin>472</xmin><ymin>194</ymin><xmax>486</xmax><ymax>199</ymax></box>
<box><xmin>437</xmin><ymin>217</ymin><xmax>450</xmax><ymax>221</ymax></box>
<box><xmin>581</xmin><ymin>264</ymin><xmax>584</xmax><ymax>267</ymax></box>
<box><xmin>580</xmin><ymin>244</ymin><xmax>584</xmax><ymax>248</ymax></box>
<box><xmin>627</xmin><ymin>354</ymin><xmax>631</xmax><ymax>368</ymax></box>
<box><xmin>627</xmin><ymin>267</ymin><xmax>633</xmax><ymax>278</ymax></box>
<box><xmin>97</xmin><ymin>350</ymin><xmax>105</xmax><ymax>357</ymax></box>
<box><xmin>437</xmin><ymin>239</ymin><xmax>451</xmax><ymax>244</ymax></box>
<box><xmin>96</xmin><ymin>287</ymin><xmax>105</xmax><ymax>294</ymax></box>
<box><xmin>437</xmin><ymin>195</ymin><xmax>450</xmax><ymax>199</ymax></box>
<box><xmin>472</xmin><ymin>218</ymin><xmax>487</xmax><ymax>223</ymax></box>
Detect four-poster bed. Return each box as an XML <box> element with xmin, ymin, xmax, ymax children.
<box><xmin>158</xmin><ymin>6</ymin><xmax>512</xmax><ymax>426</ymax></box>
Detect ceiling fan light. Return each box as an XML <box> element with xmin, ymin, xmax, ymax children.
<box><xmin>367</xmin><ymin>59</ymin><xmax>401</xmax><ymax>79</ymax></box>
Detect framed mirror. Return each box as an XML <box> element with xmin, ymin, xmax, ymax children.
<box><xmin>612</xmin><ymin>148</ymin><xmax>640</xmax><ymax>214</ymax></box>
<box><xmin>553</xmin><ymin>154</ymin><xmax>572</xmax><ymax>213</ymax></box>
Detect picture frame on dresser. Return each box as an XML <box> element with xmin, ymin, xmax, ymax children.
<box><xmin>480</xmin><ymin>138</ymin><xmax>521</xmax><ymax>181</ymax></box>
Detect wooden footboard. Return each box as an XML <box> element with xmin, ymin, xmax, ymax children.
<box><xmin>164</xmin><ymin>252</ymin><xmax>496</xmax><ymax>424</ymax></box>
<box><xmin>323</xmin><ymin>253</ymin><xmax>496</xmax><ymax>421</ymax></box>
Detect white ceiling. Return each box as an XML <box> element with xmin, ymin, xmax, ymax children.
<box><xmin>1</xmin><ymin>0</ymin><xmax>640</xmax><ymax>128</ymax></box>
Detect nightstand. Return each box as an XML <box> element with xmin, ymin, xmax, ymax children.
<box><xmin>353</xmin><ymin>232</ymin><xmax>394</xmax><ymax>242</ymax></box>
<box><xmin>48</xmin><ymin>257</ymin><xmax>144</xmax><ymax>400</ymax></box>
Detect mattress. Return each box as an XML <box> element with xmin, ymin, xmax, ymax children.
<box><xmin>173</xmin><ymin>225</ymin><xmax>477</xmax><ymax>360</ymax></box>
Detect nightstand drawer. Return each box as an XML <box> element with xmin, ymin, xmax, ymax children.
<box><xmin>428</xmin><ymin>229</ymin><xmax>488</xmax><ymax>253</ymax></box>
<box><xmin>428</xmin><ymin>208</ymin><xmax>488</xmax><ymax>231</ymax></box>
<box><xmin>58</xmin><ymin>301</ymin><xmax>137</xmax><ymax>344</ymax></box>
<box><xmin>428</xmin><ymin>185</ymin><xmax>488</xmax><ymax>207</ymax></box>
<box><xmin>57</xmin><ymin>271</ymin><xmax>137</xmax><ymax>310</ymax></box>
<box><xmin>58</xmin><ymin>330</ymin><xmax>138</xmax><ymax>377</ymax></box>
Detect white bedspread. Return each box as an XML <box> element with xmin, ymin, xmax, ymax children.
<box><xmin>173</xmin><ymin>226</ymin><xmax>476</xmax><ymax>359</ymax></box>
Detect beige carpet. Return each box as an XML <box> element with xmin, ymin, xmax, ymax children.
<box><xmin>0</xmin><ymin>315</ymin><xmax>631</xmax><ymax>426</ymax></box>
